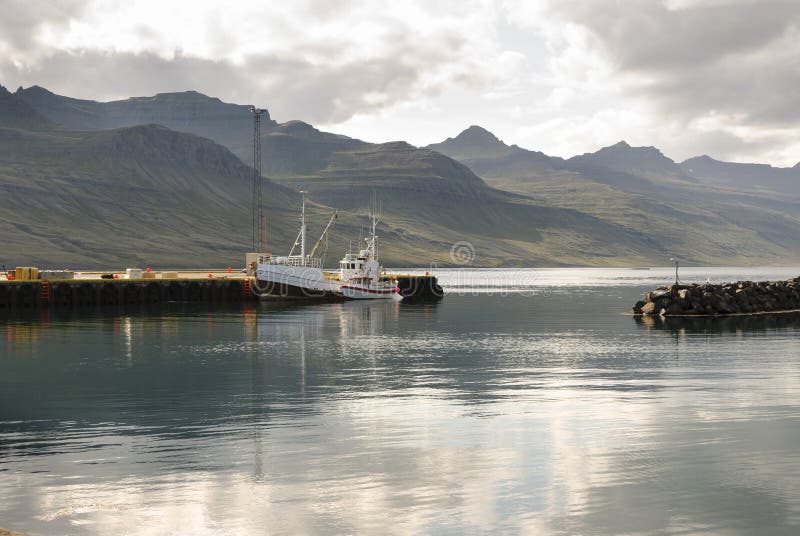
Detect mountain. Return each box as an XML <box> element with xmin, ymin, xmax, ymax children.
<box><xmin>426</xmin><ymin>125</ymin><xmax>518</xmax><ymax>160</ymax></box>
<box><xmin>260</xmin><ymin>120</ymin><xmax>367</xmax><ymax>177</ymax></box>
<box><xmin>17</xmin><ymin>85</ymin><xmax>265</xmax><ymax>151</ymax></box>
<box><xmin>567</xmin><ymin>140</ymin><xmax>696</xmax><ymax>189</ymax></box>
<box><xmin>680</xmin><ymin>155</ymin><xmax>800</xmax><ymax>197</ymax></box>
<box><xmin>1</xmin><ymin>87</ymin><xmax>382</xmax><ymax>267</ymax></box>
<box><xmin>0</xmin><ymin>124</ymin><xmax>309</xmax><ymax>267</ymax></box>
<box><xmin>0</xmin><ymin>85</ymin><xmax>54</xmax><ymax>131</ymax></box>
<box><xmin>267</xmin><ymin>139</ymin><xmax>670</xmax><ymax>267</ymax></box>
<box><xmin>426</xmin><ymin>126</ymin><xmax>800</xmax><ymax>265</ymax></box>
<box><xmin>425</xmin><ymin>125</ymin><xmax>563</xmax><ymax>180</ymax></box>
<box><xmin>569</xmin><ymin>141</ymin><xmax>678</xmax><ymax>174</ymax></box>
<box><xmin>9</xmin><ymin>86</ymin><xmax>800</xmax><ymax>266</ymax></box>
<box><xmin>16</xmin><ymin>85</ymin><xmax>371</xmax><ymax>177</ymax></box>
<box><xmin>14</xmin><ymin>86</ymin><xmax>682</xmax><ymax>266</ymax></box>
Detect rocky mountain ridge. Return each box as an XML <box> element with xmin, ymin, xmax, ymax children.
<box><xmin>4</xmin><ymin>84</ymin><xmax>800</xmax><ymax>266</ymax></box>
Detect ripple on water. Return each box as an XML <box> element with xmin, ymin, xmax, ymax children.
<box><xmin>1</xmin><ymin>275</ymin><xmax>800</xmax><ymax>534</ymax></box>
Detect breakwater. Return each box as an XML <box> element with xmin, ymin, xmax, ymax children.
<box><xmin>633</xmin><ymin>277</ymin><xmax>800</xmax><ymax>316</ymax></box>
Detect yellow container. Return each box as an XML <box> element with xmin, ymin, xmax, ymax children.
<box><xmin>15</xmin><ymin>267</ymin><xmax>40</xmax><ymax>281</ymax></box>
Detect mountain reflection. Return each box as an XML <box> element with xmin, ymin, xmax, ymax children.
<box><xmin>3</xmin><ymin>287</ymin><xmax>800</xmax><ymax>535</ymax></box>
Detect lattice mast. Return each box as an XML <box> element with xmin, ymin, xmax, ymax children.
<box><xmin>250</xmin><ymin>107</ymin><xmax>267</xmax><ymax>252</ymax></box>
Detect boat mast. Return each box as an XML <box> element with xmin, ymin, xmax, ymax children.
<box><xmin>371</xmin><ymin>211</ymin><xmax>377</xmax><ymax>261</ymax></box>
<box><xmin>369</xmin><ymin>195</ymin><xmax>380</xmax><ymax>261</ymax></box>
<box><xmin>300</xmin><ymin>191</ymin><xmax>307</xmax><ymax>266</ymax></box>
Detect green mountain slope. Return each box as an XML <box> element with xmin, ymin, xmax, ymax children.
<box><xmin>0</xmin><ymin>122</ymin><xmax>661</xmax><ymax>268</ymax></box>
<box><xmin>17</xmin><ymin>85</ymin><xmax>264</xmax><ymax>150</ymax></box>
<box><xmin>13</xmin><ymin>85</ymin><xmax>800</xmax><ymax>266</ymax></box>
<box><xmin>0</xmin><ymin>85</ymin><xmax>55</xmax><ymax>131</ymax></box>
<box><xmin>427</xmin><ymin>126</ymin><xmax>800</xmax><ymax>265</ymax></box>
<box><xmin>0</xmin><ymin>126</ymin><xmax>299</xmax><ymax>267</ymax></box>
<box><xmin>17</xmin><ymin>85</ymin><xmax>373</xmax><ymax>178</ymax></box>
<box><xmin>567</xmin><ymin>141</ymin><xmax>697</xmax><ymax>187</ymax></box>
<box><xmin>3</xmin><ymin>87</ymin><xmax>652</xmax><ymax>267</ymax></box>
<box><xmin>2</xmin><ymin>86</ymin><xmax>358</xmax><ymax>267</ymax></box>
<box><xmin>265</xmin><ymin>140</ymin><xmax>676</xmax><ymax>266</ymax></box>
<box><xmin>680</xmin><ymin>155</ymin><xmax>800</xmax><ymax>198</ymax></box>
<box><xmin>15</xmin><ymin>86</ymin><xmax>684</xmax><ymax>266</ymax></box>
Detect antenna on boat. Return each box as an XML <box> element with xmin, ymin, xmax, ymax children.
<box><xmin>262</xmin><ymin>215</ymin><xmax>267</xmax><ymax>255</ymax></box>
<box><xmin>368</xmin><ymin>192</ymin><xmax>381</xmax><ymax>261</ymax></box>
<box><xmin>300</xmin><ymin>191</ymin><xmax>307</xmax><ymax>266</ymax></box>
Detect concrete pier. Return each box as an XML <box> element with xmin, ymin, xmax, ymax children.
<box><xmin>0</xmin><ymin>271</ymin><xmax>443</xmax><ymax>309</ymax></box>
<box><xmin>0</xmin><ymin>277</ymin><xmax>254</xmax><ymax>309</ymax></box>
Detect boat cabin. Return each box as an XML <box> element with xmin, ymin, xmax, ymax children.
<box><xmin>339</xmin><ymin>251</ymin><xmax>380</xmax><ymax>281</ymax></box>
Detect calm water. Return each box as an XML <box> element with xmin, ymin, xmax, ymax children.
<box><xmin>2</xmin><ymin>267</ymin><xmax>800</xmax><ymax>535</ymax></box>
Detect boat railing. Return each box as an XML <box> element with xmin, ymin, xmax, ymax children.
<box><xmin>258</xmin><ymin>255</ymin><xmax>323</xmax><ymax>269</ymax></box>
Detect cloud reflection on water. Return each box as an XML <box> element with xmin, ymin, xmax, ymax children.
<box><xmin>1</xmin><ymin>278</ymin><xmax>800</xmax><ymax>534</ymax></box>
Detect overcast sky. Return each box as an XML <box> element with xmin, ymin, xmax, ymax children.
<box><xmin>2</xmin><ymin>0</ymin><xmax>799</xmax><ymax>165</ymax></box>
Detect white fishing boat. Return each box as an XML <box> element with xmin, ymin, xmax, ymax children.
<box><xmin>254</xmin><ymin>194</ymin><xmax>400</xmax><ymax>301</ymax></box>
<box><xmin>254</xmin><ymin>193</ymin><xmax>341</xmax><ymax>300</ymax></box>
<box><xmin>335</xmin><ymin>213</ymin><xmax>400</xmax><ymax>300</ymax></box>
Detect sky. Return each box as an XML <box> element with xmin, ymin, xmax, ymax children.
<box><xmin>1</xmin><ymin>0</ymin><xmax>799</xmax><ymax>166</ymax></box>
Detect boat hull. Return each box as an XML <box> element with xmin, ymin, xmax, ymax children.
<box><xmin>255</xmin><ymin>263</ymin><xmax>343</xmax><ymax>300</ymax></box>
<box><xmin>340</xmin><ymin>283</ymin><xmax>401</xmax><ymax>300</ymax></box>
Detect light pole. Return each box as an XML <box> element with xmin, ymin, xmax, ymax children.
<box><xmin>670</xmin><ymin>257</ymin><xmax>679</xmax><ymax>285</ymax></box>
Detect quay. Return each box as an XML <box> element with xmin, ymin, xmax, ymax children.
<box><xmin>0</xmin><ymin>269</ymin><xmax>443</xmax><ymax>309</ymax></box>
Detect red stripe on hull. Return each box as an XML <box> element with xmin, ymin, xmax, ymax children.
<box><xmin>340</xmin><ymin>285</ymin><xmax>398</xmax><ymax>295</ymax></box>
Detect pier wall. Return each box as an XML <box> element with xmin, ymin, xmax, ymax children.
<box><xmin>0</xmin><ymin>274</ymin><xmax>443</xmax><ymax>309</ymax></box>
<box><xmin>392</xmin><ymin>275</ymin><xmax>444</xmax><ymax>300</ymax></box>
<box><xmin>0</xmin><ymin>278</ymin><xmax>255</xmax><ymax>309</ymax></box>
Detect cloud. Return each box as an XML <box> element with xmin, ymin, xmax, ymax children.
<box><xmin>0</xmin><ymin>0</ymin><xmax>87</xmax><ymax>56</ymax></box>
<box><xmin>0</xmin><ymin>0</ymin><xmax>507</xmax><ymax>125</ymax></box>
<box><xmin>1</xmin><ymin>47</ymin><xmax>447</xmax><ymax>124</ymax></box>
<box><xmin>1</xmin><ymin>0</ymin><xmax>798</xmax><ymax>165</ymax></box>
<box><xmin>539</xmin><ymin>0</ymin><xmax>800</xmax><ymax>163</ymax></box>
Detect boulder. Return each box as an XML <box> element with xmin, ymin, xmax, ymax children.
<box><xmin>666</xmin><ymin>303</ymin><xmax>684</xmax><ymax>315</ymax></box>
<box><xmin>634</xmin><ymin>275</ymin><xmax>800</xmax><ymax>316</ymax></box>
<box><xmin>641</xmin><ymin>302</ymin><xmax>657</xmax><ymax>315</ymax></box>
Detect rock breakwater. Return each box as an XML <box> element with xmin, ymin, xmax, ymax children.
<box><xmin>633</xmin><ymin>277</ymin><xmax>800</xmax><ymax>316</ymax></box>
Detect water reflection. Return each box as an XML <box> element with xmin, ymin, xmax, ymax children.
<box><xmin>1</xmin><ymin>287</ymin><xmax>800</xmax><ymax>534</ymax></box>
<box><xmin>635</xmin><ymin>311</ymin><xmax>800</xmax><ymax>335</ymax></box>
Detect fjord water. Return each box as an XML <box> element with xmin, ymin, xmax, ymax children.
<box><xmin>2</xmin><ymin>267</ymin><xmax>800</xmax><ymax>535</ymax></box>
